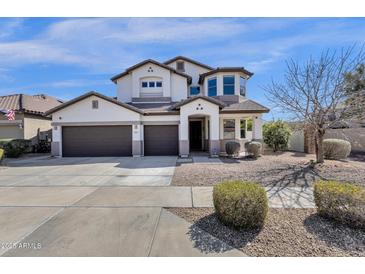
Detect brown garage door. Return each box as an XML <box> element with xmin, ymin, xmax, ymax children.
<box><xmin>144</xmin><ymin>125</ymin><xmax>178</xmax><ymax>156</ymax></box>
<box><xmin>62</xmin><ymin>126</ymin><xmax>132</xmax><ymax>157</ymax></box>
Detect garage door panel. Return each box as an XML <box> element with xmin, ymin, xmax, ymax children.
<box><xmin>144</xmin><ymin>125</ymin><xmax>178</xmax><ymax>156</ymax></box>
<box><xmin>62</xmin><ymin>126</ymin><xmax>132</xmax><ymax>157</ymax></box>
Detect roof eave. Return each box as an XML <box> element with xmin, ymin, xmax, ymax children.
<box><xmin>45</xmin><ymin>91</ymin><xmax>144</xmax><ymax>116</ymax></box>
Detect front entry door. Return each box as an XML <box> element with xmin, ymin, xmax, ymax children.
<box><xmin>189</xmin><ymin>121</ymin><xmax>202</xmax><ymax>151</ymax></box>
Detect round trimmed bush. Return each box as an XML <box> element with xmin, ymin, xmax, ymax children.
<box><xmin>213</xmin><ymin>181</ymin><xmax>268</xmax><ymax>229</ymax></box>
<box><xmin>323</xmin><ymin>139</ymin><xmax>351</xmax><ymax>160</ymax></box>
<box><xmin>225</xmin><ymin>141</ymin><xmax>240</xmax><ymax>157</ymax></box>
<box><xmin>245</xmin><ymin>141</ymin><xmax>262</xmax><ymax>158</ymax></box>
<box><xmin>314</xmin><ymin>180</ymin><xmax>365</xmax><ymax>228</ymax></box>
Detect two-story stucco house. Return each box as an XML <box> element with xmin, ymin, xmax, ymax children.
<box><xmin>46</xmin><ymin>56</ymin><xmax>269</xmax><ymax>157</ymax></box>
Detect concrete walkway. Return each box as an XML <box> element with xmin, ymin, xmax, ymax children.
<box><xmin>0</xmin><ymin>186</ymin><xmax>315</xmax><ymax>208</ymax></box>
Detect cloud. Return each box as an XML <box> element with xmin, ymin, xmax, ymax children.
<box><xmin>0</xmin><ymin>18</ymin><xmax>24</xmax><ymax>39</ymax></box>
<box><xmin>1</xmin><ymin>18</ymin><xmax>365</xmax><ymax>77</ymax></box>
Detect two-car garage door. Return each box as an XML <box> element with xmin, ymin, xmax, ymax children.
<box><xmin>62</xmin><ymin>125</ymin><xmax>178</xmax><ymax>157</ymax></box>
<box><xmin>62</xmin><ymin>126</ymin><xmax>132</xmax><ymax>157</ymax></box>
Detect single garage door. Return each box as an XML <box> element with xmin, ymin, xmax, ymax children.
<box><xmin>144</xmin><ymin>125</ymin><xmax>178</xmax><ymax>156</ymax></box>
<box><xmin>62</xmin><ymin>126</ymin><xmax>132</xmax><ymax>157</ymax></box>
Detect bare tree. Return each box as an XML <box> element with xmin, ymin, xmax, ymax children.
<box><xmin>264</xmin><ymin>45</ymin><xmax>365</xmax><ymax>163</ymax></box>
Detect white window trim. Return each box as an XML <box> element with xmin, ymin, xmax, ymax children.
<box><xmin>223</xmin><ymin>75</ymin><xmax>235</xmax><ymax>95</ymax></box>
<box><xmin>207</xmin><ymin>77</ymin><xmax>217</xmax><ymax>96</ymax></box>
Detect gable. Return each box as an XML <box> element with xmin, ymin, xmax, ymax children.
<box><xmin>111</xmin><ymin>59</ymin><xmax>192</xmax><ymax>84</ymax></box>
<box><xmin>51</xmin><ymin>95</ymin><xmax>141</xmax><ymax>123</ymax></box>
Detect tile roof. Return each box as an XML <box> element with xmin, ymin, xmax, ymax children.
<box><xmin>128</xmin><ymin>102</ymin><xmax>175</xmax><ymax>112</ymax></box>
<box><xmin>110</xmin><ymin>59</ymin><xmax>192</xmax><ymax>84</ymax></box>
<box><xmin>221</xmin><ymin>99</ymin><xmax>270</xmax><ymax>113</ymax></box>
<box><xmin>45</xmin><ymin>91</ymin><xmax>144</xmax><ymax>116</ymax></box>
<box><xmin>163</xmin><ymin>56</ymin><xmax>214</xmax><ymax>70</ymax></box>
<box><xmin>199</xmin><ymin>67</ymin><xmax>254</xmax><ymax>84</ymax></box>
<box><xmin>171</xmin><ymin>95</ymin><xmax>226</xmax><ymax>110</ymax></box>
<box><xmin>0</xmin><ymin>94</ymin><xmax>63</xmax><ymax>115</ymax></box>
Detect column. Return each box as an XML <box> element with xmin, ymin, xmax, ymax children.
<box><xmin>209</xmin><ymin>114</ymin><xmax>220</xmax><ymax>156</ymax></box>
<box><xmin>179</xmin><ymin>115</ymin><xmax>189</xmax><ymax>157</ymax></box>
<box><xmin>51</xmin><ymin>125</ymin><xmax>62</xmax><ymax>157</ymax></box>
<box><xmin>132</xmin><ymin>123</ymin><xmax>143</xmax><ymax>157</ymax></box>
<box><xmin>252</xmin><ymin>115</ymin><xmax>263</xmax><ymax>140</ymax></box>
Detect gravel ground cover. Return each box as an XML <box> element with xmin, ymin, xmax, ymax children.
<box><xmin>172</xmin><ymin>152</ymin><xmax>365</xmax><ymax>187</ymax></box>
<box><xmin>167</xmin><ymin>207</ymin><xmax>365</xmax><ymax>257</ymax></box>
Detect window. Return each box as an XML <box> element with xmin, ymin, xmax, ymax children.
<box><xmin>223</xmin><ymin>75</ymin><xmax>235</xmax><ymax>95</ymax></box>
<box><xmin>246</xmin><ymin>118</ymin><xmax>253</xmax><ymax>131</ymax></box>
<box><xmin>240</xmin><ymin>119</ymin><xmax>246</xmax><ymax>139</ymax></box>
<box><xmin>240</xmin><ymin>76</ymin><xmax>246</xmax><ymax>96</ymax></box>
<box><xmin>92</xmin><ymin>100</ymin><xmax>99</xmax><ymax>109</ymax></box>
<box><xmin>190</xmin><ymin>86</ymin><xmax>200</xmax><ymax>96</ymax></box>
<box><xmin>142</xmin><ymin>82</ymin><xmax>148</xmax><ymax>88</ymax></box>
<box><xmin>149</xmin><ymin>81</ymin><xmax>155</xmax><ymax>87</ymax></box>
<box><xmin>177</xmin><ymin>61</ymin><xmax>185</xmax><ymax>71</ymax></box>
<box><xmin>208</xmin><ymin>77</ymin><xmax>217</xmax><ymax>96</ymax></box>
<box><xmin>156</xmin><ymin>81</ymin><xmax>162</xmax><ymax>87</ymax></box>
<box><xmin>223</xmin><ymin>119</ymin><xmax>235</xmax><ymax>139</ymax></box>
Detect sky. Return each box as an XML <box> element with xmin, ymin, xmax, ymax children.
<box><xmin>1</xmin><ymin>17</ymin><xmax>365</xmax><ymax>120</ymax></box>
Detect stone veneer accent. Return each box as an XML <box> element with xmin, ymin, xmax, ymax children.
<box><xmin>179</xmin><ymin>140</ymin><xmax>189</xmax><ymax>157</ymax></box>
<box><xmin>132</xmin><ymin>140</ymin><xmax>143</xmax><ymax>157</ymax></box>
<box><xmin>51</xmin><ymin>142</ymin><xmax>60</xmax><ymax>156</ymax></box>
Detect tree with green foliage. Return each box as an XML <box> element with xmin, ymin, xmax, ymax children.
<box><xmin>263</xmin><ymin>120</ymin><xmax>292</xmax><ymax>152</ymax></box>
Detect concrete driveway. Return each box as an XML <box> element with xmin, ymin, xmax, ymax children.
<box><xmin>0</xmin><ymin>156</ymin><xmax>177</xmax><ymax>187</ymax></box>
<box><xmin>0</xmin><ymin>156</ymin><xmax>245</xmax><ymax>257</ymax></box>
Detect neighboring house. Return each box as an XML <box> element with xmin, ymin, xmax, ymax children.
<box><xmin>46</xmin><ymin>56</ymin><xmax>269</xmax><ymax>157</ymax></box>
<box><xmin>0</xmin><ymin>94</ymin><xmax>63</xmax><ymax>143</ymax></box>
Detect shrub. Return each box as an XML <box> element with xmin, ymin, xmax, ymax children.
<box><xmin>0</xmin><ymin>148</ymin><xmax>4</xmax><ymax>163</ymax></box>
<box><xmin>323</xmin><ymin>139</ymin><xmax>351</xmax><ymax>160</ymax></box>
<box><xmin>225</xmin><ymin>141</ymin><xmax>240</xmax><ymax>157</ymax></box>
<box><xmin>314</xmin><ymin>180</ymin><xmax>365</xmax><ymax>228</ymax></box>
<box><xmin>1</xmin><ymin>139</ymin><xmax>31</xmax><ymax>158</ymax></box>
<box><xmin>213</xmin><ymin>181</ymin><xmax>268</xmax><ymax>229</ymax></box>
<box><xmin>245</xmin><ymin>141</ymin><xmax>262</xmax><ymax>158</ymax></box>
<box><xmin>0</xmin><ymin>139</ymin><xmax>13</xmax><ymax>148</ymax></box>
<box><xmin>263</xmin><ymin>120</ymin><xmax>292</xmax><ymax>152</ymax></box>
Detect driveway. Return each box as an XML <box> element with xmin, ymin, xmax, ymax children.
<box><xmin>0</xmin><ymin>156</ymin><xmax>176</xmax><ymax>187</ymax></box>
<box><xmin>0</xmin><ymin>156</ymin><xmax>245</xmax><ymax>257</ymax></box>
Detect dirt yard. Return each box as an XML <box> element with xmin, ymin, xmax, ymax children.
<box><xmin>167</xmin><ymin>207</ymin><xmax>365</xmax><ymax>257</ymax></box>
<box><xmin>172</xmin><ymin>152</ymin><xmax>365</xmax><ymax>187</ymax></box>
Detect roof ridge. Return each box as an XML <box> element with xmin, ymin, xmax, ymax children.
<box><xmin>163</xmin><ymin>56</ymin><xmax>214</xmax><ymax>70</ymax></box>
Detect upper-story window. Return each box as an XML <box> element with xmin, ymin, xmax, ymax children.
<box><xmin>223</xmin><ymin>75</ymin><xmax>235</xmax><ymax>95</ymax></box>
<box><xmin>208</xmin><ymin>77</ymin><xmax>217</xmax><ymax>96</ymax></box>
<box><xmin>141</xmin><ymin>80</ymin><xmax>162</xmax><ymax>88</ymax></box>
<box><xmin>190</xmin><ymin>86</ymin><xmax>200</xmax><ymax>96</ymax></box>
<box><xmin>176</xmin><ymin>61</ymin><xmax>185</xmax><ymax>72</ymax></box>
<box><xmin>240</xmin><ymin>76</ymin><xmax>246</xmax><ymax>96</ymax></box>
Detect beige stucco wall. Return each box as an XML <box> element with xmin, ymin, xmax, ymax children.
<box><xmin>0</xmin><ymin>113</ymin><xmax>24</xmax><ymax>140</ymax></box>
<box><xmin>324</xmin><ymin>128</ymin><xmax>365</xmax><ymax>153</ymax></box>
<box><xmin>23</xmin><ymin>114</ymin><xmax>52</xmax><ymax>143</ymax></box>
